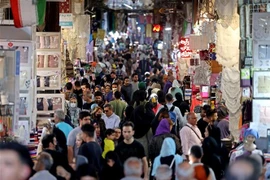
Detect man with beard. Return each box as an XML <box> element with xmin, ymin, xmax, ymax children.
<box><xmin>67</xmin><ymin>111</ymin><xmax>91</xmax><ymax>164</ymax></box>
<box><xmin>94</xmin><ymin>91</ymin><xmax>105</xmax><ymax>108</ymax></box>
<box><xmin>115</xmin><ymin>121</ymin><xmax>148</xmax><ymax>180</ymax></box>
<box><xmin>121</xmin><ymin>77</ymin><xmax>133</xmax><ymax>104</ymax></box>
<box><xmin>131</xmin><ymin>73</ymin><xmax>139</xmax><ymax>97</ymax></box>
<box><xmin>73</xmin><ymin>81</ymin><xmax>83</xmax><ymax>109</ymax></box>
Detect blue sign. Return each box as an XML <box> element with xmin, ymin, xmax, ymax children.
<box><xmin>15</xmin><ymin>51</ymin><xmax>20</xmax><ymax>76</ymax></box>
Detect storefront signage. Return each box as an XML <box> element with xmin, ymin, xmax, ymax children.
<box><xmin>153</xmin><ymin>24</ymin><xmax>161</xmax><ymax>32</ymax></box>
<box><xmin>59</xmin><ymin>13</ymin><xmax>73</xmax><ymax>28</ymax></box>
<box><xmin>179</xmin><ymin>37</ymin><xmax>192</xmax><ymax>58</ymax></box>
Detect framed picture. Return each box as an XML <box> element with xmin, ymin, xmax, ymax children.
<box><xmin>36</xmin><ymin>94</ymin><xmax>65</xmax><ymax>114</ymax></box>
<box><xmin>17</xmin><ymin>120</ymin><xmax>30</xmax><ymax>145</ymax></box>
<box><xmin>253</xmin><ymin>40</ymin><xmax>270</xmax><ymax>69</ymax></box>
<box><xmin>253</xmin><ymin>13</ymin><xmax>270</xmax><ymax>41</ymax></box>
<box><xmin>251</xmin><ymin>99</ymin><xmax>270</xmax><ymax>137</ymax></box>
<box><xmin>19</xmin><ymin>94</ymin><xmax>31</xmax><ymax>117</ymax></box>
<box><xmin>20</xmin><ymin>67</ymin><xmax>32</xmax><ymax>91</ymax></box>
<box><xmin>36</xmin><ymin>32</ymin><xmax>61</xmax><ymax>50</ymax></box>
<box><xmin>253</xmin><ymin>71</ymin><xmax>270</xmax><ymax>98</ymax></box>
<box><xmin>36</xmin><ymin>51</ymin><xmax>61</xmax><ymax>70</ymax></box>
<box><xmin>36</xmin><ymin>70</ymin><xmax>62</xmax><ymax>90</ymax></box>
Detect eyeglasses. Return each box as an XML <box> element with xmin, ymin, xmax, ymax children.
<box><xmin>104</xmin><ymin>110</ymin><xmax>109</xmax><ymax>113</ymax></box>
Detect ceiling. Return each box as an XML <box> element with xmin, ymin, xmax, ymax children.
<box><xmin>103</xmin><ymin>0</ymin><xmax>193</xmax><ymax>11</ymax></box>
<box><xmin>104</xmin><ymin>0</ymin><xmax>154</xmax><ymax>10</ymax></box>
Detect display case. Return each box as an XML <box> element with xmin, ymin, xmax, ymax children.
<box><xmin>36</xmin><ymin>94</ymin><xmax>65</xmax><ymax>114</ymax></box>
<box><xmin>0</xmin><ymin>50</ymin><xmax>20</xmax><ymax>135</ymax></box>
<box><xmin>0</xmin><ymin>41</ymin><xmax>33</xmax><ymax>66</ymax></box>
<box><xmin>0</xmin><ymin>41</ymin><xmax>36</xmax><ymax>134</ymax></box>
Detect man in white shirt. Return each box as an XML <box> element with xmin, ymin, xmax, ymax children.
<box><xmin>180</xmin><ymin>112</ymin><xmax>203</xmax><ymax>160</ymax></box>
<box><xmin>102</xmin><ymin>104</ymin><xmax>120</xmax><ymax>129</ymax></box>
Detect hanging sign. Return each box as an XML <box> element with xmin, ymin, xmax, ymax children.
<box><xmin>179</xmin><ymin>37</ymin><xmax>192</xmax><ymax>58</ymax></box>
<box><xmin>59</xmin><ymin>13</ymin><xmax>73</xmax><ymax>28</ymax></box>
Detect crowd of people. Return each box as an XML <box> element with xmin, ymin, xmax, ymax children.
<box><xmin>0</xmin><ymin>50</ymin><xmax>269</xmax><ymax>180</ymax></box>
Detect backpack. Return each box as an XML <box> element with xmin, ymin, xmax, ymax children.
<box><xmin>164</xmin><ymin>105</ymin><xmax>177</xmax><ymax>123</ymax></box>
<box><xmin>164</xmin><ymin>105</ymin><xmax>180</xmax><ymax>136</ymax></box>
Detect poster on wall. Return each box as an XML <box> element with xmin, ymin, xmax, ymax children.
<box><xmin>253</xmin><ymin>71</ymin><xmax>270</xmax><ymax>98</ymax></box>
<box><xmin>20</xmin><ymin>67</ymin><xmax>31</xmax><ymax>90</ymax></box>
<box><xmin>19</xmin><ymin>94</ymin><xmax>30</xmax><ymax>117</ymax></box>
<box><xmin>251</xmin><ymin>99</ymin><xmax>270</xmax><ymax>137</ymax></box>
<box><xmin>253</xmin><ymin>40</ymin><xmax>270</xmax><ymax>69</ymax></box>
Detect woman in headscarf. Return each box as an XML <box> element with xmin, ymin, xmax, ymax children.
<box><xmin>205</xmin><ymin>124</ymin><xmax>229</xmax><ymax>173</ymax></box>
<box><xmin>173</xmin><ymin>92</ymin><xmax>190</xmax><ymax>117</ymax></box>
<box><xmin>119</xmin><ymin>105</ymin><xmax>134</xmax><ymax>129</ymax></box>
<box><xmin>100</xmin><ymin>151</ymin><xmax>124</xmax><ymax>180</ymax></box>
<box><xmin>151</xmin><ymin>137</ymin><xmax>183</xmax><ymax>180</ymax></box>
<box><xmin>201</xmin><ymin>137</ymin><xmax>223</xmax><ymax>180</ymax></box>
<box><xmin>149</xmin><ymin>114</ymin><xmax>182</xmax><ymax>163</ymax></box>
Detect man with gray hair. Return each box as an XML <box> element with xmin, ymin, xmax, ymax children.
<box><xmin>155</xmin><ymin>165</ymin><xmax>172</xmax><ymax>180</ymax></box>
<box><xmin>121</xmin><ymin>157</ymin><xmax>143</xmax><ymax>180</ymax></box>
<box><xmin>30</xmin><ymin>152</ymin><xmax>56</xmax><ymax>180</ymax></box>
<box><xmin>176</xmin><ymin>162</ymin><xmax>195</xmax><ymax>180</ymax></box>
<box><xmin>54</xmin><ymin>109</ymin><xmax>73</xmax><ymax>139</ymax></box>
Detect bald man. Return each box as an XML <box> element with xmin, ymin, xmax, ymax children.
<box><xmin>179</xmin><ymin>112</ymin><xmax>203</xmax><ymax>160</ymax></box>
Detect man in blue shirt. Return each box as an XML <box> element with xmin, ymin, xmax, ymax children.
<box><xmin>54</xmin><ymin>109</ymin><xmax>73</xmax><ymax>139</ymax></box>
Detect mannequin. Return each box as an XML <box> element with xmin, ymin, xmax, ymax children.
<box><xmin>230</xmin><ymin>128</ymin><xmax>262</xmax><ymax>163</ymax></box>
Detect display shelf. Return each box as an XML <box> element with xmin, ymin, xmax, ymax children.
<box><xmin>35</xmin><ymin>32</ymin><xmax>62</xmax><ymax>124</ymax></box>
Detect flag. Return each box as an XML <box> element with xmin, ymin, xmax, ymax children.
<box><xmin>36</xmin><ymin>0</ymin><xmax>46</xmax><ymax>26</ymax></box>
<box><xmin>10</xmin><ymin>0</ymin><xmax>46</xmax><ymax>28</ymax></box>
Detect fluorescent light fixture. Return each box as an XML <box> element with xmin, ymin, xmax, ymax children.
<box><xmin>123</xmin><ymin>4</ymin><xmax>133</xmax><ymax>9</ymax></box>
<box><xmin>165</xmin><ymin>27</ymin><xmax>172</xmax><ymax>31</ymax></box>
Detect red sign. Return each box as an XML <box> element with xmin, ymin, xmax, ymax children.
<box><xmin>153</xmin><ymin>24</ymin><xmax>161</xmax><ymax>32</ymax></box>
<box><xmin>8</xmin><ymin>42</ymin><xmax>13</xmax><ymax>48</ymax></box>
<box><xmin>179</xmin><ymin>37</ymin><xmax>192</xmax><ymax>58</ymax></box>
